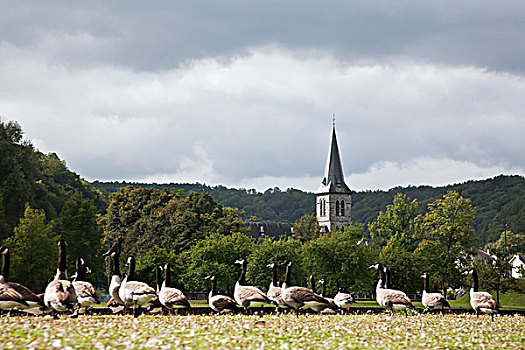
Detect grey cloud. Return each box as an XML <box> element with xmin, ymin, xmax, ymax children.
<box><xmin>3</xmin><ymin>1</ymin><xmax>525</xmax><ymax>73</ymax></box>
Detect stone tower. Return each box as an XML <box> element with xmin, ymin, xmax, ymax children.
<box><xmin>316</xmin><ymin>125</ymin><xmax>352</xmax><ymax>232</ymax></box>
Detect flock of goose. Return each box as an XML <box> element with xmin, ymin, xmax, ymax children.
<box><xmin>0</xmin><ymin>240</ymin><xmax>499</xmax><ymax>320</ymax></box>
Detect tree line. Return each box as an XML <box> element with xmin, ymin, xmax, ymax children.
<box><xmin>92</xmin><ymin>175</ymin><xmax>525</xmax><ymax>246</ymax></box>
<box><xmin>1</xmin><ymin>118</ymin><xmax>523</xmax><ymax>299</ymax></box>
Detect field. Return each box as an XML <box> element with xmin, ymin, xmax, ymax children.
<box><xmin>1</xmin><ymin>313</ymin><xmax>524</xmax><ymax>349</ymax></box>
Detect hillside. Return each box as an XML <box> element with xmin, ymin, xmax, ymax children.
<box><xmin>92</xmin><ymin>174</ymin><xmax>524</xmax><ymax>245</ymax></box>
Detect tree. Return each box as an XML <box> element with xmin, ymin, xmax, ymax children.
<box><xmin>3</xmin><ymin>205</ymin><xmax>55</xmax><ymax>291</ymax></box>
<box><xmin>303</xmin><ymin>225</ymin><xmax>376</xmax><ymax>296</ymax></box>
<box><xmin>294</xmin><ymin>213</ymin><xmax>321</xmax><ymax>242</ymax></box>
<box><xmin>180</xmin><ymin>232</ymin><xmax>254</xmax><ymax>293</ymax></box>
<box><xmin>247</xmin><ymin>237</ymin><xmax>305</xmax><ymax>289</ymax></box>
<box><xmin>419</xmin><ymin>191</ymin><xmax>477</xmax><ymax>295</ymax></box>
<box><xmin>473</xmin><ymin>246</ymin><xmax>514</xmax><ymax>305</ymax></box>
<box><xmin>100</xmin><ymin>187</ymin><xmax>249</xmax><ymax>258</ymax></box>
<box><xmin>368</xmin><ymin>193</ymin><xmax>421</xmax><ymax>250</ymax></box>
<box><xmin>0</xmin><ymin>120</ymin><xmax>39</xmax><ymax>231</ymax></box>
<box><xmin>54</xmin><ymin>193</ymin><xmax>103</xmax><ymax>279</ymax></box>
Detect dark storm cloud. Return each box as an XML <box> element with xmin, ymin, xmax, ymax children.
<box><xmin>3</xmin><ymin>1</ymin><xmax>525</xmax><ymax>73</ymax></box>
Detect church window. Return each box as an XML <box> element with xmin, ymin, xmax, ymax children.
<box><xmin>340</xmin><ymin>200</ymin><xmax>345</xmax><ymax>217</ymax></box>
<box><xmin>335</xmin><ymin>200</ymin><xmax>340</xmax><ymax>217</ymax></box>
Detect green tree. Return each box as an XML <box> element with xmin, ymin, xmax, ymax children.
<box><xmin>380</xmin><ymin>236</ymin><xmax>420</xmax><ymax>294</ymax></box>
<box><xmin>0</xmin><ymin>120</ymin><xmax>40</xmax><ymax>231</ymax></box>
<box><xmin>100</xmin><ymin>187</ymin><xmax>248</xmax><ymax>258</ymax></box>
<box><xmin>3</xmin><ymin>205</ymin><xmax>55</xmax><ymax>291</ymax></box>
<box><xmin>54</xmin><ymin>193</ymin><xmax>103</xmax><ymax>278</ymax></box>
<box><xmin>419</xmin><ymin>191</ymin><xmax>477</xmax><ymax>295</ymax></box>
<box><xmin>247</xmin><ymin>237</ymin><xmax>305</xmax><ymax>289</ymax></box>
<box><xmin>473</xmin><ymin>246</ymin><xmax>514</xmax><ymax>305</ymax></box>
<box><xmin>134</xmin><ymin>246</ymin><xmax>182</xmax><ymax>289</ymax></box>
<box><xmin>303</xmin><ymin>225</ymin><xmax>376</xmax><ymax>296</ymax></box>
<box><xmin>180</xmin><ymin>232</ymin><xmax>254</xmax><ymax>293</ymax></box>
<box><xmin>294</xmin><ymin>213</ymin><xmax>321</xmax><ymax>242</ymax></box>
<box><xmin>369</xmin><ymin>193</ymin><xmax>421</xmax><ymax>250</ymax></box>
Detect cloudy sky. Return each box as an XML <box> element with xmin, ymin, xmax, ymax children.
<box><xmin>1</xmin><ymin>1</ymin><xmax>524</xmax><ymax>192</ymax></box>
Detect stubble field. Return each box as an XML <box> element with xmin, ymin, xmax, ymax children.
<box><xmin>0</xmin><ymin>313</ymin><xmax>524</xmax><ymax>349</ymax></box>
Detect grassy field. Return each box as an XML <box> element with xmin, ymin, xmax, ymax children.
<box><xmin>1</xmin><ymin>314</ymin><xmax>523</xmax><ymax>349</ymax></box>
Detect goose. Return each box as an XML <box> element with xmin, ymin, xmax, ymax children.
<box><xmin>470</xmin><ymin>269</ymin><xmax>498</xmax><ymax>321</ymax></box>
<box><xmin>369</xmin><ymin>263</ymin><xmax>414</xmax><ymax>315</ymax></box>
<box><xmin>333</xmin><ymin>286</ymin><xmax>354</xmax><ymax>314</ymax></box>
<box><xmin>158</xmin><ymin>263</ymin><xmax>191</xmax><ymax>313</ymax></box>
<box><xmin>310</xmin><ymin>278</ymin><xmax>337</xmax><ymax>314</ymax></box>
<box><xmin>43</xmin><ymin>239</ymin><xmax>78</xmax><ymax>318</ymax></box>
<box><xmin>421</xmin><ymin>272</ymin><xmax>450</xmax><ymax>310</ymax></box>
<box><xmin>233</xmin><ymin>258</ymin><xmax>271</xmax><ymax>313</ymax></box>
<box><xmin>103</xmin><ymin>247</ymin><xmax>125</xmax><ymax>306</ymax></box>
<box><xmin>266</xmin><ymin>262</ymin><xmax>287</xmax><ymax>310</ymax></box>
<box><xmin>0</xmin><ymin>246</ymin><xmax>43</xmax><ymax>312</ymax></box>
<box><xmin>118</xmin><ymin>256</ymin><xmax>157</xmax><ymax>317</ymax></box>
<box><xmin>280</xmin><ymin>260</ymin><xmax>332</xmax><ymax>317</ymax></box>
<box><xmin>206</xmin><ymin>275</ymin><xmax>237</xmax><ymax>313</ymax></box>
<box><xmin>71</xmin><ymin>258</ymin><xmax>99</xmax><ymax>310</ymax></box>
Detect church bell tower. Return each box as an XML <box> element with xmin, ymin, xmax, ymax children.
<box><xmin>316</xmin><ymin>122</ymin><xmax>352</xmax><ymax>232</ymax></box>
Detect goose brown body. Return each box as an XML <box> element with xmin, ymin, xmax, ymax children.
<box><xmin>44</xmin><ymin>239</ymin><xmax>78</xmax><ymax>314</ymax></box>
<box><xmin>233</xmin><ymin>259</ymin><xmax>271</xmax><ymax>311</ymax></box>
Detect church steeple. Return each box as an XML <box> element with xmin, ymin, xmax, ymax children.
<box><xmin>316</xmin><ymin>123</ymin><xmax>352</xmax><ymax>232</ymax></box>
<box><xmin>316</xmin><ymin>126</ymin><xmax>351</xmax><ymax>195</ymax></box>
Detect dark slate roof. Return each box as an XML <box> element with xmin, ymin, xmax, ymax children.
<box><xmin>247</xmin><ymin>222</ymin><xmax>294</xmax><ymax>240</ymax></box>
<box><xmin>316</xmin><ymin>126</ymin><xmax>351</xmax><ymax>195</ymax></box>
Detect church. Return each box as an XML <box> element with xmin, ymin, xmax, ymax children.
<box><xmin>316</xmin><ymin>124</ymin><xmax>352</xmax><ymax>232</ymax></box>
<box><xmin>248</xmin><ymin>123</ymin><xmax>351</xmax><ymax>238</ymax></box>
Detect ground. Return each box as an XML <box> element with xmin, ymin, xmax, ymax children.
<box><xmin>1</xmin><ymin>313</ymin><xmax>523</xmax><ymax>349</ymax></box>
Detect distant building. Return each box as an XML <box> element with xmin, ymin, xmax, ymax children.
<box><xmin>315</xmin><ymin>124</ymin><xmax>352</xmax><ymax>232</ymax></box>
<box><xmin>247</xmin><ymin>222</ymin><xmax>294</xmax><ymax>240</ymax></box>
<box><xmin>509</xmin><ymin>254</ymin><xmax>524</xmax><ymax>278</ymax></box>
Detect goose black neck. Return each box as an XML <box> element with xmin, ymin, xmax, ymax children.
<box><xmin>1</xmin><ymin>249</ymin><xmax>9</xmax><ymax>280</ymax></box>
<box><xmin>112</xmin><ymin>253</ymin><xmax>121</xmax><ymax>278</ymax></box>
<box><xmin>127</xmin><ymin>256</ymin><xmax>136</xmax><ymax>280</ymax></box>
<box><xmin>237</xmin><ymin>261</ymin><xmax>247</xmax><ymax>284</ymax></box>
<box><xmin>155</xmin><ymin>266</ymin><xmax>163</xmax><ymax>291</ymax></box>
<box><xmin>309</xmin><ymin>275</ymin><xmax>316</xmax><ymax>293</ymax></box>
<box><xmin>58</xmin><ymin>239</ymin><xmax>67</xmax><ymax>273</ymax></box>
<box><xmin>75</xmin><ymin>258</ymin><xmax>86</xmax><ymax>281</ymax></box>
<box><xmin>423</xmin><ymin>274</ymin><xmax>429</xmax><ymax>292</ymax></box>
<box><xmin>271</xmin><ymin>264</ymin><xmax>278</xmax><ymax>285</ymax></box>
<box><xmin>383</xmin><ymin>267</ymin><xmax>390</xmax><ymax>289</ymax></box>
<box><xmin>321</xmin><ymin>281</ymin><xmax>326</xmax><ymax>296</ymax></box>
<box><xmin>210</xmin><ymin>277</ymin><xmax>217</xmax><ymax>296</ymax></box>
<box><xmin>164</xmin><ymin>264</ymin><xmax>171</xmax><ymax>287</ymax></box>
<box><xmin>284</xmin><ymin>264</ymin><xmax>291</xmax><ymax>286</ymax></box>
<box><xmin>472</xmin><ymin>269</ymin><xmax>479</xmax><ymax>292</ymax></box>
<box><xmin>376</xmin><ymin>264</ymin><xmax>385</xmax><ymax>287</ymax></box>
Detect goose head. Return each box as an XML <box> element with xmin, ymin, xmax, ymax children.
<box><xmin>103</xmin><ymin>246</ymin><xmax>120</xmax><ymax>258</ymax></box>
<box><xmin>205</xmin><ymin>275</ymin><xmax>216</xmax><ymax>281</ymax></box>
<box><xmin>266</xmin><ymin>262</ymin><xmax>275</xmax><ymax>268</ymax></box>
<box><xmin>0</xmin><ymin>246</ymin><xmax>8</xmax><ymax>255</ymax></box>
<box><xmin>421</xmin><ymin>272</ymin><xmax>428</xmax><ymax>278</ymax></box>
<box><xmin>368</xmin><ymin>263</ymin><xmax>383</xmax><ymax>270</ymax></box>
<box><xmin>281</xmin><ymin>260</ymin><xmax>292</xmax><ymax>267</ymax></box>
<box><xmin>234</xmin><ymin>258</ymin><xmax>245</xmax><ymax>265</ymax></box>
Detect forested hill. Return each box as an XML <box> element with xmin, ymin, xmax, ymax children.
<box><xmin>92</xmin><ymin>174</ymin><xmax>524</xmax><ymax>245</ymax></box>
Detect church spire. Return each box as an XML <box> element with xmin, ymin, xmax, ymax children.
<box><xmin>316</xmin><ymin>124</ymin><xmax>351</xmax><ymax>195</ymax></box>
